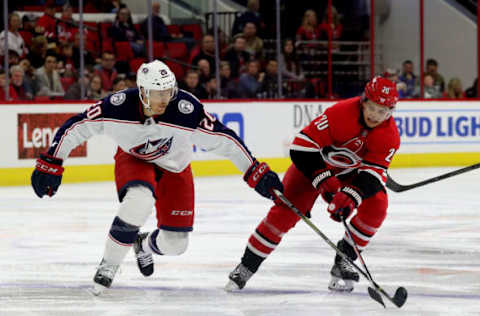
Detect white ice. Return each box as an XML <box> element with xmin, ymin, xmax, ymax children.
<box><xmin>1</xmin><ymin>167</ymin><xmax>480</xmax><ymax>316</ymax></box>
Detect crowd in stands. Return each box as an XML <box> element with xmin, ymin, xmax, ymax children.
<box><xmin>0</xmin><ymin>0</ymin><xmax>476</xmax><ymax>101</ymax></box>
<box><xmin>384</xmin><ymin>58</ymin><xmax>477</xmax><ymax>100</ymax></box>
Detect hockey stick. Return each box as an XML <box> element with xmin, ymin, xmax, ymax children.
<box><xmin>272</xmin><ymin>189</ymin><xmax>407</xmax><ymax>308</ymax></box>
<box><xmin>386</xmin><ymin>162</ymin><xmax>480</xmax><ymax>192</ymax></box>
<box><xmin>341</xmin><ymin>217</ymin><xmax>407</xmax><ymax>308</ymax></box>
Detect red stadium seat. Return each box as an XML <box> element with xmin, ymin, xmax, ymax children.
<box><xmin>102</xmin><ymin>39</ymin><xmax>114</xmax><ymax>54</ymax></box>
<box><xmin>181</xmin><ymin>24</ymin><xmax>203</xmax><ymax>41</ymax></box>
<box><xmin>164</xmin><ymin>60</ymin><xmax>185</xmax><ymax>80</ymax></box>
<box><xmin>145</xmin><ymin>41</ymin><xmax>166</xmax><ymax>59</ymax></box>
<box><xmin>129</xmin><ymin>58</ymin><xmax>146</xmax><ymax>72</ymax></box>
<box><xmin>166</xmin><ymin>42</ymin><xmax>188</xmax><ymax>61</ymax></box>
<box><xmin>114</xmin><ymin>41</ymin><xmax>134</xmax><ymax>61</ymax></box>
<box><xmin>167</xmin><ymin>24</ymin><xmax>181</xmax><ymax>37</ymax></box>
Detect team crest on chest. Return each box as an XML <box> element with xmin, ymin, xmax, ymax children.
<box><xmin>129</xmin><ymin>137</ymin><xmax>173</xmax><ymax>161</ymax></box>
<box><xmin>110</xmin><ymin>92</ymin><xmax>126</xmax><ymax>106</ymax></box>
<box><xmin>178</xmin><ymin>100</ymin><xmax>194</xmax><ymax>114</ymax></box>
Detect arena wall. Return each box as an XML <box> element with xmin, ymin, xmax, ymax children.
<box><xmin>1</xmin><ymin>99</ymin><xmax>480</xmax><ymax>186</ymax></box>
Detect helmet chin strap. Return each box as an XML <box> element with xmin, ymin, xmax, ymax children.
<box><xmin>139</xmin><ymin>88</ymin><xmax>153</xmax><ymax>113</ymax></box>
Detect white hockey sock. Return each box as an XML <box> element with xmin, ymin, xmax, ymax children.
<box><xmin>103</xmin><ymin>237</ymin><xmax>132</xmax><ymax>265</ymax></box>
<box><xmin>141</xmin><ymin>233</ymin><xmax>154</xmax><ymax>255</ymax></box>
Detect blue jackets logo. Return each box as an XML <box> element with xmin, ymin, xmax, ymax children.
<box><xmin>129</xmin><ymin>137</ymin><xmax>173</xmax><ymax>161</ymax></box>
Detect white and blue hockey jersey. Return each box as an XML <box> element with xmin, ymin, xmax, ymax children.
<box><xmin>48</xmin><ymin>88</ymin><xmax>255</xmax><ymax>173</ymax></box>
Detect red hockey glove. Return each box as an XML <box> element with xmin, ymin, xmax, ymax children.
<box><xmin>312</xmin><ymin>169</ymin><xmax>341</xmax><ymax>203</ymax></box>
<box><xmin>31</xmin><ymin>153</ymin><xmax>64</xmax><ymax>198</ymax></box>
<box><xmin>244</xmin><ymin>160</ymin><xmax>284</xmax><ymax>201</ymax></box>
<box><xmin>327</xmin><ymin>186</ymin><xmax>363</xmax><ymax>222</ymax></box>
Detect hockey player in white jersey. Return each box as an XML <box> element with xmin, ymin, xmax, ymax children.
<box><xmin>31</xmin><ymin>60</ymin><xmax>283</xmax><ymax>295</ymax></box>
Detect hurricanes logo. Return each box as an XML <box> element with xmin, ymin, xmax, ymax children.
<box><xmin>129</xmin><ymin>137</ymin><xmax>173</xmax><ymax>161</ymax></box>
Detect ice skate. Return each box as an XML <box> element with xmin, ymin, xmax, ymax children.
<box><xmin>328</xmin><ymin>239</ymin><xmax>359</xmax><ymax>292</ymax></box>
<box><xmin>134</xmin><ymin>232</ymin><xmax>154</xmax><ymax>277</ymax></box>
<box><xmin>91</xmin><ymin>259</ymin><xmax>119</xmax><ymax>296</ymax></box>
<box><xmin>328</xmin><ymin>256</ymin><xmax>359</xmax><ymax>292</ymax></box>
<box><xmin>225</xmin><ymin>263</ymin><xmax>254</xmax><ymax>292</ymax></box>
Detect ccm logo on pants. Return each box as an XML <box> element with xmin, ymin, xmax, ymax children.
<box><xmin>171</xmin><ymin>210</ymin><xmax>193</xmax><ymax>216</ymax></box>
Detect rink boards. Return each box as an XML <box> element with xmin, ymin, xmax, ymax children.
<box><xmin>1</xmin><ymin>99</ymin><xmax>480</xmax><ymax>186</ymax></box>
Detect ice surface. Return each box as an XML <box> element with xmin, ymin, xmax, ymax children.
<box><xmin>1</xmin><ymin>167</ymin><xmax>480</xmax><ymax>315</ymax></box>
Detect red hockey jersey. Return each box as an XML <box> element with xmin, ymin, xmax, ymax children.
<box><xmin>291</xmin><ymin>96</ymin><xmax>400</xmax><ymax>185</ymax></box>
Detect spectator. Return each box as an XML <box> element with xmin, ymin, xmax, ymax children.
<box><xmin>35</xmin><ymin>0</ymin><xmax>57</xmax><ymax>41</ymax></box>
<box><xmin>296</xmin><ymin>9</ymin><xmax>320</xmax><ymax>41</ymax></box>
<box><xmin>204</xmin><ymin>76</ymin><xmax>218</xmax><ymax>99</ymax></box>
<box><xmin>58</xmin><ymin>43</ymin><xmax>76</xmax><ymax>73</ymax></box>
<box><xmin>7</xmin><ymin>50</ymin><xmax>20</xmax><ymax>67</ymax></box>
<box><xmin>260</xmin><ymin>59</ymin><xmax>280</xmax><ymax>98</ymax></box>
<box><xmin>0</xmin><ymin>12</ymin><xmax>27</xmax><ymax>57</ymax></box>
<box><xmin>384</xmin><ymin>67</ymin><xmax>408</xmax><ymax>99</ymax></box>
<box><xmin>88</xmin><ymin>74</ymin><xmax>107</xmax><ymax>99</ymax></box>
<box><xmin>236</xmin><ymin>22</ymin><xmax>264</xmax><ymax>60</ymax></box>
<box><xmin>112</xmin><ymin>77</ymin><xmax>127</xmax><ymax>92</ymax></box>
<box><xmin>72</xmin><ymin>32</ymin><xmax>96</xmax><ymax>69</ymax></box>
<box><xmin>416</xmin><ymin>74</ymin><xmax>441</xmax><ymax>99</ymax></box>
<box><xmin>219</xmin><ymin>61</ymin><xmax>237</xmax><ymax>98</ymax></box>
<box><xmin>425</xmin><ymin>58</ymin><xmax>445</xmax><ymax>92</ymax></box>
<box><xmin>0</xmin><ymin>69</ymin><xmax>18</xmax><ymax>101</ymax></box>
<box><xmin>64</xmin><ymin>70</ymin><xmax>90</xmax><ymax>100</ymax></box>
<box><xmin>140</xmin><ymin>2</ymin><xmax>173</xmax><ymax>41</ymax></box>
<box><xmin>21</xmin><ymin>14</ymin><xmax>37</xmax><ymax>36</ymax></box>
<box><xmin>398</xmin><ymin>60</ymin><xmax>417</xmax><ymax>99</ymax></box>
<box><xmin>94</xmin><ymin>51</ymin><xmax>118</xmax><ymax>92</ymax></box>
<box><xmin>34</xmin><ymin>52</ymin><xmax>65</xmax><ymax>97</ymax></box>
<box><xmin>236</xmin><ymin>59</ymin><xmax>263</xmax><ymax>98</ymax></box>
<box><xmin>318</xmin><ymin>6</ymin><xmax>343</xmax><ymax>51</ymax></box>
<box><xmin>110</xmin><ymin>7</ymin><xmax>145</xmax><ymax>57</ymax></box>
<box><xmin>27</xmin><ymin>36</ymin><xmax>48</xmax><ymax>69</ymax></box>
<box><xmin>125</xmin><ymin>73</ymin><xmax>137</xmax><ymax>88</ymax></box>
<box><xmin>191</xmin><ymin>34</ymin><xmax>217</xmax><ymax>73</ymax></box>
<box><xmin>197</xmin><ymin>59</ymin><xmax>212</xmax><ymax>86</ymax></box>
<box><xmin>280</xmin><ymin>38</ymin><xmax>304</xmax><ymax>80</ymax></box>
<box><xmin>465</xmin><ymin>78</ymin><xmax>478</xmax><ymax>98</ymax></box>
<box><xmin>232</xmin><ymin>0</ymin><xmax>264</xmax><ymax>36</ymax></box>
<box><xmin>178</xmin><ymin>69</ymin><xmax>207</xmax><ymax>99</ymax></box>
<box><xmin>443</xmin><ymin>77</ymin><xmax>465</xmax><ymax>99</ymax></box>
<box><xmin>56</xmin><ymin>3</ymin><xmax>78</xmax><ymax>46</ymax></box>
<box><xmin>224</xmin><ymin>35</ymin><xmax>250</xmax><ymax>79</ymax></box>
<box><xmin>18</xmin><ymin>58</ymin><xmax>36</xmax><ymax>91</ymax></box>
<box><xmin>10</xmin><ymin>65</ymin><xmax>34</xmax><ymax>100</ymax></box>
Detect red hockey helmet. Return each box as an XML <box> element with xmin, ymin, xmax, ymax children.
<box><xmin>364</xmin><ymin>76</ymin><xmax>399</xmax><ymax>108</ymax></box>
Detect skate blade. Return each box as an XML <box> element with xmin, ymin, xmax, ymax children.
<box><xmin>89</xmin><ymin>283</ymin><xmax>108</xmax><ymax>296</ymax></box>
<box><xmin>328</xmin><ymin>277</ymin><xmax>354</xmax><ymax>292</ymax></box>
<box><xmin>224</xmin><ymin>280</ymin><xmax>241</xmax><ymax>292</ymax></box>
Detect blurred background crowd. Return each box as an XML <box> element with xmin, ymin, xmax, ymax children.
<box><xmin>0</xmin><ymin>0</ymin><xmax>477</xmax><ymax>101</ymax></box>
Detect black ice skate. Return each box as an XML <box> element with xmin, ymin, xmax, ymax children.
<box><xmin>225</xmin><ymin>263</ymin><xmax>254</xmax><ymax>292</ymax></box>
<box><xmin>91</xmin><ymin>258</ymin><xmax>119</xmax><ymax>295</ymax></box>
<box><xmin>134</xmin><ymin>232</ymin><xmax>154</xmax><ymax>277</ymax></box>
<box><xmin>328</xmin><ymin>240</ymin><xmax>359</xmax><ymax>292</ymax></box>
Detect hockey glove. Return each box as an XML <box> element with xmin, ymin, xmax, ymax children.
<box><xmin>244</xmin><ymin>160</ymin><xmax>284</xmax><ymax>201</ymax></box>
<box><xmin>327</xmin><ymin>186</ymin><xmax>363</xmax><ymax>222</ymax></box>
<box><xmin>31</xmin><ymin>153</ymin><xmax>64</xmax><ymax>198</ymax></box>
<box><xmin>312</xmin><ymin>169</ymin><xmax>341</xmax><ymax>203</ymax></box>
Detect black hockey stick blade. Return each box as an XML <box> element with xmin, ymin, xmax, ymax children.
<box><xmin>392</xmin><ymin>287</ymin><xmax>408</xmax><ymax>307</ymax></box>
<box><xmin>368</xmin><ymin>287</ymin><xmax>386</xmax><ymax>308</ymax></box>
<box><xmin>386</xmin><ymin>162</ymin><xmax>480</xmax><ymax>193</ymax></box>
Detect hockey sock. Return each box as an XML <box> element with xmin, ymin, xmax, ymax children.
<box><xmin>104</xmin><ymin>216</ymin><xmax>139</xmax><ymax>265</ymax></box>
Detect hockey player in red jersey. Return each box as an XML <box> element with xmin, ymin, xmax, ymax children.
<box><xmin>30</xmin><ymin>60</ymin><xmax>283</xmax><ymax>295</ymax></box>
<box><xmin>226</xmin><ymin>76</ymin><xmax>400</xmax><ymax>292</ymax></box>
